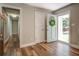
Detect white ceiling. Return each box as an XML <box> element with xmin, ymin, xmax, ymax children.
<box><xmin>27</xmin><ymin>3</ymin><xmax>70</xmax><ymax>11</ymax></box>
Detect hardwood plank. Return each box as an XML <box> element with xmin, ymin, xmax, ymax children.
<box><xmin>4</xmin><ymin>36</ymin><xmax>79</xmax><ymax>56</ymax></box>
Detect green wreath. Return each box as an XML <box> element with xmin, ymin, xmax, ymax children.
<box><xmin>49</xmin><ymin>16</ymin><xmax>55</xmax><ymax>27</ymax></box>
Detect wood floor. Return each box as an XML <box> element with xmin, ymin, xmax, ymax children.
<box><xmin>4</xmin><ymin>34</ymin><xmax>20</xmax><ymax>56</ymax></box>
<box><xmin>21</xmin><ymin>42</ymin><xmax>79</xmax><ymax>56</ymax></box>
<box><xmin>4</xmin><ymin>35</ymin><xmax>79</xmax><ymax>56</ymax></box>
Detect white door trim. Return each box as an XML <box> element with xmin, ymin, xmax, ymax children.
<box><xmin>1</xmin><ymin>4</ymin><xmax>22</xmax><ymax>48</ymax></box>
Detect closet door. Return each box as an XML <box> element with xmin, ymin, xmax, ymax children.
<box><xmin>35</xmin><ymin>10</ymin><xmax>45</xmax><ymax>43</ymax></box>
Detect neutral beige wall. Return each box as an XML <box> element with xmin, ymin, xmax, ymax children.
<box><xmin>20</xmin><ymin>4</ymin><xmax>35</xmax><ymax>46</ymax></box>
<box><xmin>54</xmin><ymin>4</ymin><xmax>79</xmax><ymax>46</ymax></box>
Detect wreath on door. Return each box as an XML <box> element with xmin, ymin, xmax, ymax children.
<box><xmin>49</xmin><ymin>16</ymin><xmax>56</xmax><ymax>27</ymax></box>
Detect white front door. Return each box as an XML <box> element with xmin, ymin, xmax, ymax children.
<box><xmin>47</xmin><ymin>14</ymin><xmax>57</xmax><ymax>42</ymax></box>
<box><xmin>35</xmin><ymin>10</ymin><xmax>45</xmax><ymax>43</ymax></box>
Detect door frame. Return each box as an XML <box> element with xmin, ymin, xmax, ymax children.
<box><xmin>57</xmin><ymin>11</ymin><xmax>71</xmax><ymax>44</ymax></box>
<box><xmin>1</xmin><ymin>4</ymin><xmax>22</xmax><ymax>48</ymax></box>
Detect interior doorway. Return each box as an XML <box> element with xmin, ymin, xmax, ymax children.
<box><xmin>58</xmin><ymin>13</ymin><xmax>70</xmax><ymax>43</ymax></box>
<box><xmin>2</xmin><ymin>7</ymin><xmax>20</xmax><ymax>55</ymax></box>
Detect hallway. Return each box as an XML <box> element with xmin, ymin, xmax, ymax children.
<box><xmin>4</xmin><ymin>34</ymin><xmax>21</xmax><ymax>56</ymax></box>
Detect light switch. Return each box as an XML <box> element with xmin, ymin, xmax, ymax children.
<box><xmin>71</xmin><ymin>24</ymin><xmax>75</xmax><ymax>26</ymax></box>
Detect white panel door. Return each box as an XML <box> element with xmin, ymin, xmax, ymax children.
<box><xmin>47</xmin><ymin>14</ymin><xmax>57</xmax><ymax>42</ymax></box>
<box><xmin>35</xmin><ymin>10</ymin><xmax>45</xmax><ymax>43</ymax></box>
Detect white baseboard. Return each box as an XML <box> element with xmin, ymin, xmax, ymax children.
<box><xmin>20</xmin><ymin>42</ymin><xmax>36</xmax><ymax>48</ymax></box>
<box><xmin>70</xmin><ymin>44</ymin><xmax>79</xmax><ymax>49</ymax></box>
